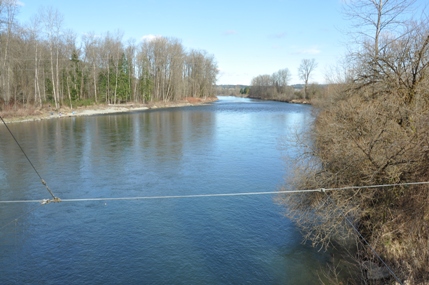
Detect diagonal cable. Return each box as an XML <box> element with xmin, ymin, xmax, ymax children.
<box><xmin>0</xmin><ymin>116</ymin><xmax>59</xmax><ymax>201</ymax></box>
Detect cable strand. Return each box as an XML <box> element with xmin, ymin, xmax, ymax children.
<box><xmin>0</xmin><ymin>204</ymin><xmax>44</xmax><ymax>232</ymax></box>
<box><xmin>0</xmin><ymin>181</ymin><xmax>427</xmax><ymax>204</ymax></box>
<box><xmin>0</xmin><ymin>116</ymin><xmax>57</xmax><ymax>200</ymax></box>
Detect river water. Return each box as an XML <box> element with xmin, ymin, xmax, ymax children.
<box><xmin>0</xmin><ymin>96</ymin><xmax>329</xmax><ymax>284</ymax></box>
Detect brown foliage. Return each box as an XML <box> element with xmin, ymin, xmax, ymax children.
<box><xmin>280</xmin><ymin>18</ymin><xmax>429</xmax><ymax>284</ymax></box>
<box><xmin>281</xmin><ymin>91</ymin><xmax>429</xmax><ymax>283</ymax></box>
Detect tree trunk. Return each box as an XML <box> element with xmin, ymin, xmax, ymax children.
<box><xmin>93</xmin><ymin>63</ymin><xmax>98</xmax><ymax>103</ymax></box>
<box><xmin>49</xmin><ymin>44</ymin><xmax>58</xmax><ymax>109</ymax></box>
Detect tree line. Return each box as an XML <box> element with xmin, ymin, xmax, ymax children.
<box><xmin>0</xmin><ymin>3</ymin><xmax>218</xmax><ymax>110</ymax></box>
<box><xmin>248</xmin><ymin>68</ymin><xmax>295</xmax><ymax>100</ymax></box>
<box><xmin>281</xmin><ymin>0</ymin><xmax>429</xmax><ymax>283</ymax></box>
<box><xmin>249</xmin><ymin>59</ymin><xmax>319</xmax><ymax>101</ymax></box>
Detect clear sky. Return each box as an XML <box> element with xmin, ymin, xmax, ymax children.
<box><xmin>15</xmin><ymin>0</ymin><xmax>425</xmax><ymax>85</ymax></box>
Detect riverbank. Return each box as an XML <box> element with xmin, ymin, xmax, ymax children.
<box><xmin>0</xmin><ymin>97</ymin><xmax>218</xmax><ymax>124</ymax></box>
<box><xmin>245</xmin><ymin>95</ymin><xmax>311</xmax><ymax>105</ymax></box>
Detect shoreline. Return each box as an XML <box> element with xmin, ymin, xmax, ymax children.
<box><xmin>1</xmin><ymin>97</ymin><xmax>218</xmax><ymax>124</ymax></box>
<box><xmin>246</xmin><ymin>96</ymin><xmax>311</xmax><ymax>104</ymax></box>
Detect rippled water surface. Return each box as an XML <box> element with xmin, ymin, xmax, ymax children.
<box><xmin>0</xmin><ymin>96</ymin><xmax>327</xmax><ymax>284</ymax></box>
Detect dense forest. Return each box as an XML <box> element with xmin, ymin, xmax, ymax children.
<box><xmin>0</xmin><ymin>3</ymin><xmax>218</xmax><ymax>111</ymax></box>
<box><xmin>281</xmin><ymin>0</ymin><xmax>429</xmax><ymax>283</ymax></box>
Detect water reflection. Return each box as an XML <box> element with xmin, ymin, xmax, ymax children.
<box><xmin>0</xmin><ymin>97</ymin><xmax>329</xmax><ymax>284</ymax></box>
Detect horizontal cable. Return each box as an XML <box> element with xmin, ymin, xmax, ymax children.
<box><xmin>0</xmin><ymin>181</ymin><xmax>428</xmax><ymax>205</ymax></box>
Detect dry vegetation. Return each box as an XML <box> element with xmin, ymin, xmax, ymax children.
<box><xmin>279</xmin><ymin>1</ymin><xmax>429</xmax><ymax>284</ymax></box>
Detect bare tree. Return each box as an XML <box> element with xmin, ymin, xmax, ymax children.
<box><xmin>163</xmin><ymin>38</ymin><xmax>184</xmax><ymax>101</ymax></box>
<box><xmin>27</xmin><ymin>16</ymin><xmax>43</xmax><ymax>106</ymax></box>
<box><xmin>272</xmin><ymin>68</ymin><xmax>291</xmax><ymax>94</ymax></box>
<box><xmin>343</xmin><ymin>0</ymin><xmax>417</xmax><ymax>57</ymax></box>
<box><xmin>63</xmin><ymin>29</ymin><xmax>80</xmax><ymax>108</ymax></box>
<box><xmin>272</xmin><ymin>68</ymin><xmax>291</xmax><ymax>87</ymax></box>
<box><xmin>343</xmin><ymin>0</ymin><xmax>418</xmax><ymax>86</ymax></box>
<box><xmin>111</xmin><ymin>31</ymin><xmax>124</xmax><ymax>104</ymax></box>
<box><xmin>0</xmin><ymin>0</ymin><xmax>19</xmax><ymax>105</ymax></box>
<box><xmin>82</xmin><ymin>32</ymin><xmax>100</xmax><ymax>103</ymax></box>
<box><xmin>188</xmin><ymin>50</ymin><xmax>207</xmax><ymax>98</ymax></box>
<box><xmin>136</xmin><ymin>41</ymin><xmax>154</xmax><ymax>102</ymax></box>
<box><xmin>40</xmin><ymin>7</ymin><xmax>64</xmax><ymax>109</ymax></box>
<box><xmin>376</xmin><ymin>21</ymin><xmax>429</xmax><ymax>105</ymax></box>
<box><xmin>282</xmin><ymin>11</ymin><xmax>429</xmax><ymax>284</ymax></box>
<box><xmin>125</xmin><ymin>39</ymin><xmax>137</xmax><ymax>102</ymax></box>
<box><xmin>298</xmin><ymin>58</ymin><xmax>317</xmax><ymax>99</ymax></box>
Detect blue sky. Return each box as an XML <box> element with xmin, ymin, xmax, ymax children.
<box><xmin>15</xmin><ymin>0</ymin><xmax>423</xmax><ymax>85</ymax></box>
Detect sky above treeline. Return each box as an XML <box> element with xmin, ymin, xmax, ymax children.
<box><xmin>16</xmin><ymin>0</ymin><xmax>427</xmax><ymax>85</ymax></box>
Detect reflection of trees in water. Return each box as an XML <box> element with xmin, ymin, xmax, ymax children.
<box><xmin>145</xmin><ymin>110</ymin><xmax>215</xmax><ymax>162</ymax></box>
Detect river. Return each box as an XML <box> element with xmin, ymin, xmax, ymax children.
<box><xmin>0</xmin><ymin>96</ymin><xmax>329</xmax><ymax>284</ymax></box>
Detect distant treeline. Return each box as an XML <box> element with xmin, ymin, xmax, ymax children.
<box><xmin>216</xmin><ymin>83</ymin><xmax>325</xmax><ymax>102</ymax></box>
<box><xmin>0</xmin><ymin>3</ymin><xmax>218</xmax><ymax>110</ymax></box>
<box><xmin>216</xmin><ymin>64</ymin><xmax>323</xmax><ymax>102</ymax></box>
<box><xmin>248</xmin><ymin>68</ymin><xmax>295</xmax><ymax>100</ymax></box>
